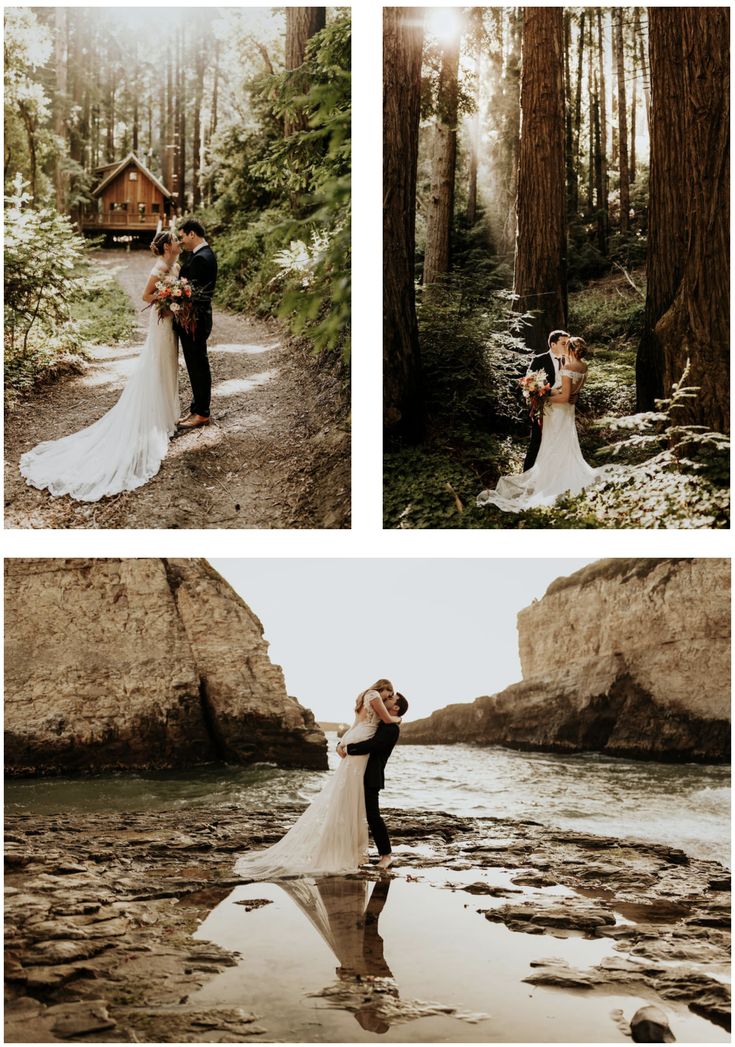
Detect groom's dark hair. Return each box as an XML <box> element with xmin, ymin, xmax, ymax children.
<box><xmin>548</xmin><ymin>329</ymin><xmax>570</xmax><ymax>347</ymax></box>
<box><xmin>180</xmin><ymin>218</ymin><xmax>206</xmax><ymax>238</ymax></box>
<box><xmin>395</xmin><ymin>693</ymin><xmax>409</xmax><ymax>716</ymax></box>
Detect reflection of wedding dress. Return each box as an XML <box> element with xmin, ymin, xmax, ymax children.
<box><xmin>234</xmin><ymin>695</ymin><xmax>381</xmax><ymax>880</ymax></box>
<box><xmin>477</xmin><ymin>369</ymin><xmax>597</xmax><ymax>511</ymax></box>
<box><xmin>19</xmin><ymin>260</ymin><xmax>179</xmax><ymax>501</ymax></box>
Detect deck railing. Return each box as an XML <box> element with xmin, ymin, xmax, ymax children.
<box><xmin>83</xmin><ymin>212</ymin><xmax>164</xmax><ymax>227</ymax></box>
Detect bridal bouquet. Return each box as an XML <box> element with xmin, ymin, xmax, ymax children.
<box><xmin>150</xmin><ymin>274</ymin><xmax>198</xmax><ymax>336</ymax></box>
<box><xmin>519</xmin><ymin>369</ymin><xmax>552</xmax><ymax>423</ymax></box>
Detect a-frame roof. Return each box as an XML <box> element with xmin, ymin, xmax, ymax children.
<box><xmin>93</xmin><ymin>152</ymin><xmax>173</xmax><ymax>199</ymax></box>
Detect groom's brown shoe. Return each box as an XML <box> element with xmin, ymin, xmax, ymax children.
<box><xmin>177</xmin><ymin>413</ymin><xmax>211</xmax><ymax>429</ymax></box>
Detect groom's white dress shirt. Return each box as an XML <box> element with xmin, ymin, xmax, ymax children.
<box><xmin>193</xmin><ymin>241</ymin><xmax>209</xmax><ymax>254</ymax></box>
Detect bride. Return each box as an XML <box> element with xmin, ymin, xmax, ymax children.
<box><xmin>477</xmin><ymin>337</ymin><xmax>598</xmax><ymax>512</ymax></box>
<box><xmin>19</xmin><ymin>231</ymin><xmax>181</xmax><ymax>502</ymax></box>
<box><xmin>234</xmin><ymin>680</ymin><xmax>402</xmax><ymax>881</ymax></box>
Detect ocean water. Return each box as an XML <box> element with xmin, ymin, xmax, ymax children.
<box><xmin>6</xmin><ymin>736</ymin><xmax>730</xmax><ymax>867</ymax></box>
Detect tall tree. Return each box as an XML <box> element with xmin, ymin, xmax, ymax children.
<box><xmin>466</xmin><ymin>8</ymin><xmax>483</xmax><ymax>226</ymax></box>
<box><xmin>423</xmin><ymin>18</ymin><xmax>461</xmax><ymax>285</ymax></box>
<box><xmin>639</xmin><ymin>8</ymin><xmax>729</xmax><ymax>431</ymax></box>
<box><xmin>571</xmin><ymin>9</ymin><xmax>585</xmax><ymax>215</ymax></box>
<box><xmin>384</xmin><ymin>7</ymin><xmax>424</xmax><ymax>441</ymax></box>
<box><xmin>614</xmin><ymin>11</ymin><xmax>630</xmax><ymax>231</ymax></box>
<box><xmin>284</xmin><ymin>7</ymin><xmax>326</xmax><ymax>136</ymax></box>
<box><xmin>514</xmin><ymin>8</ymin><xmax>567</xmax><ymax>354</ymax></box>
<box><xmin>53</xmin><ymin>8</ymin><xmax>68</xmax><ymax>212</ymax></box>
<box><xmin>596</xmin><ymin>10</ymin><xmax>609</xmax><ymax>241</ymax></box>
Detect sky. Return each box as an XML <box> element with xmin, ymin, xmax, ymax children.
<box><xmin>210</xmin><ymin>558</ymin><xmax>597</xmax><ymax>724</ymax></box>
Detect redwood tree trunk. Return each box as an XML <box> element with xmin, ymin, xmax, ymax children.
<box><xmin>643</xmin><ymin>8</ymin><xmax>730</xmax><ymax>432</ymax></box>
<box><xmin>615</xmin><ymin>11</ymin><xmax>630</xmax><ymax>231</ymax></box>
<box><xmin>383</xmin><ymin>7</ymin><xmax>424</xmax><ymax>441</ymax></box>
<box><xmin>54</xmin><ymin>8</ymin><xmax>68</xmax><ymax>212</ymax></box>
<box><xmin>513</xmin><ymin>8</ymin><xmax>567</xmax><ymax>354</ymax></box>
<box><xmin>284</xmin><ymin>7</ymin><xmax>326</xmax><ymax>136</ymax></box>
<box><xmin>423</xmin><ymin>24</ymin><xmax>460</xmax><ymax>285</ymax></box>
<box><xmin>637</xmin><ymin>9</ymin><xmax>688</xmax><ymax>410</ymax></box>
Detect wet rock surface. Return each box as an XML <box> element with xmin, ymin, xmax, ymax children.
<box><xmin>4</xmin><ymin>805</ymin><xmax>730</xmax><ymax>1042</ymax></box>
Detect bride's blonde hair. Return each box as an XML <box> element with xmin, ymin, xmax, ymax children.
<box><xmin>355</xmin><ymin>678</ymin><xmax>394</xmax><ymax>712</ymax></box>
<box><xmin>150</xmin><ymin>230</ymin><xmax>177</xmax><ymax>256</ymax></box>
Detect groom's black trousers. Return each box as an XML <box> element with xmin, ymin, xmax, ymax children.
<box><xmin>179</xmin><ymin>312</ymin><xmax>213</xmax><ymax>417</ymax></box>
<box><xmin>365</xmin><ymin>786</ymin><xmax>391</xmax><ymax>855</ymax></box>
<box><xmin>524</xmin><ymin>418</ymin><xmax>543</xmax><ymax>471</ymax></box>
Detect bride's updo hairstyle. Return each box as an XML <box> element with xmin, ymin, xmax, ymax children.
<box><xmin>355</xmin><ymin>678</ymin><xmax>394</xmax><ymax>712</ymax></box>
<box><xmin>150</xmin><ymin>230</ymin><xmax>177</xmax><ymax>256</ymax></box>
<box><xmin>569</xmin><ymin>336</ymin><xmax>590</xmax><ymax>360</ymax></box>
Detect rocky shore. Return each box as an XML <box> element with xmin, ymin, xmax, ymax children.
<box><xmin>5</xmin><ymin>803</ymin><xmax>730</xmax><ymax>1042</ymax></box>
<box><xmin>402</xmin><ymin>559</ymin><xmax>731</xmax><ymax>762</ymax></box>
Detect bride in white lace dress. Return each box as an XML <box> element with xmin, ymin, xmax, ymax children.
<box><xmin>19</xmin><ymin>232</ymin><xmax>180</xmax><ymax>502</ymax></box>
<box><xmin>234</xmin><ymin>680</ymin><xmax>402</xmax><ymax>881</ymax></box>
<box><xmin>477</xmin><ymin>337</ymin><xmax>598</xmax><ymax>511</ymax></box>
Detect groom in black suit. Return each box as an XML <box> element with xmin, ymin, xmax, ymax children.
<box><xmin>337</xmin><ymin>692</ymin><xmax>408</xmax><ymax>870</ymax></box>
<box><xmin>523</xmin><ymin>329</ymin><xmax>570</xmax><ymax>470</ymax></box>
<box><xmin>177</xmin><ymin>219</ymin><xmax>218</xmax><ymax>429</ymax></box>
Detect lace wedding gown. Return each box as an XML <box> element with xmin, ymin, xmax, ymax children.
<box><xmin>234</xmin><ymin>692</ymin><xmax>384</xmax><ymax>880</ymax></box>
<box><xmin>477</xmin><ymin>368</ymin><xmax>598</xmax><ymax>511</ymax></box>
<box><xmin>19</xmin><ymin>260</ymin><xmax>179</xmax><ymax>502</ymax></box>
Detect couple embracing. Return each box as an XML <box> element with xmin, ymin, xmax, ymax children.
<box><xmin>235</xmin><ymin>680</ymin><xmax>408</xmax><ymax>880</ymax></box>
<box><xmin>477</xmin><ymin>329</ymin><xmax>600</xmax><ymax>512</ymax></box>
<box><xmin>20</xmin><ymin>220</ymin><xmax>217</xmax><ymax>503</ymax></box>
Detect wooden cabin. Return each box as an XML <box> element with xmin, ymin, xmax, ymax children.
<box><xmin>82</xmin><ymin>152</ymin><xmax>176</xmax><ymax>234</ymax></box>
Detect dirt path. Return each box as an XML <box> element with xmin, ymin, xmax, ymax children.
<box><xmin>5</xmin><ymin>251</ymin><xmax>349</xmax><ymax>529</ymax></box>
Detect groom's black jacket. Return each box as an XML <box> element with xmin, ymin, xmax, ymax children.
<box><xmin>179</xmin><ymin>246</ymin><xmax>218</xmax><ymax>323</ymax></box>
<box><xmin>345</xmin><ymin>722</ymin><xmax>399</xmax><ymax>791</ymax></box>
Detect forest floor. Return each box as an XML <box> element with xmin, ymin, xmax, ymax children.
<box><xmin>5</xmin><ymin>250</ymin><xmax>349</xmax><ymax>530</ymax></box>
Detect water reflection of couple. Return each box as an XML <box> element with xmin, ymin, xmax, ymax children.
<box><xmin>280</xmin><ymin>876</ymin><xmax>397</xmax><ymax>1034</ymax></box>
<box><xmin>235</xmin><ymin>680</ymin><xmax>408</xmax><ymax>879</ymax></box>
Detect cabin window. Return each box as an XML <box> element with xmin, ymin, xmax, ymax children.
<box><xmin>119</xmin><ymin>201</ymin><xmax>129</xmax><ymax>211</ymax></box>
<box><xmin>129</xmin><ymin>171</ymin><xmax>138</xmax><ymax>181</ymax></box>
<box><xmin>138</xmin><ymin>203</ymin><xmax>146</xmax><ymax>216</ymax></box>
<box><xmin>151</xmin><ymin>203</ymin><xmax>160</xmax><ymax>214</ymax></box>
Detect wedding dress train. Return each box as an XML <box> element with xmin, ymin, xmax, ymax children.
<box><xmin>234</xmin><ymin>697</ymin><xmax>385</xmax><ymax>881</ymax></box>
<box><xmin>477</xmin><ymin>369</ymin><xmax>598</xmax><ymax>511</ymax></box>
<box><xmin>19</xmin><ymin>261</ymin><xmax>179</xmax><ymax>502</ymax></box>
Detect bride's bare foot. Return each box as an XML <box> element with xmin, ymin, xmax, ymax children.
<box><xmin>376</xmin><ymin>854</ymin><xmax>393</xmax><ymax>870</ymax></box>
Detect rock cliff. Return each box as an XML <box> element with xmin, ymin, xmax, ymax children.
<box><xmin>401</xmin><ymin>559</ymin><xmax>730</xmax><ymax>762</ymax></box>
<box><xmin>5</xmin><ymin>558</ymin><xmax>327</xmax><ymax>775</ymax></box>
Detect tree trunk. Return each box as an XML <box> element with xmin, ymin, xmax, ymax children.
<box><xmin>636</xmin><ymin>9</ymin><xmax>688</xmax><ymax>410</ymax></box>
<box><xmin>423</xmin><ymin>21</ymin><xmax>461</xmax><ymax>285</ymax></box>
<box><xmin>614</xmin><ymin>11</ymin><xmax>630</xmax><ymax>231</ymax></box>
<box><xmin>572</xmin><ymin>9</ymin><xmax>585</xmax><ymax>215</ymax></box>
<box><xmin>383</xmin><ymin>7</ymin><xmax>424</xmax><ymax>441</ymax></box>
<box><xmin>593</xmin><ymin>77</ymin><xmax>606</xmax><ymax>254</ymax></box>
<box><xmin>642</xmin><ymin>8</ymin><xmax>729</xmax><ymax>431</ymax></box>
<box><xmin>564</xmin><ymin>11</ymin><xmax>576</xmax><ymax>218</ymax></box>
<box><xmin>284</xmin><ymin>7</ymin><xmax>326</xmax><ymax>136</ymax></box>
<box><xmin>466</xmin><ymin>9</ymin><xmax>483</xmax><ymax>226</ymax></box>
<box><xmin>514</xmin><ymin>8</ymin><xmax>567</xmax><ymax>354</ymax></box>
<box><xmin>53</xmin><ymin>8</ymin><xmax>68</xmax><ymax>212</ymax></box>
<box><xmin>596</xmin><ymin>9</ymin><xmax>609</xmax><ymax>241</ymax></box>
<box><xmin>587</xmin><ymin>15</ymin><xmax>594</xmax><ymax>213</ymax></box>
<box><xmin>636</xmin><ymin>8</ymin><xmax>651</xmax><ymax>133</ymax></box>
<box><xmin>192</xmin><ymin>40</ymin><xmax>205</xmax><ymax>209</ymax></box>
<box><xmin>177</xmin><ymin>29</ymin><xmax>186</xmax><ymax>210</ymax></box>
<box><xmin>629</xmin><ymin>52</ymin><xmax>637</xmax><ymax>184</ymax></box>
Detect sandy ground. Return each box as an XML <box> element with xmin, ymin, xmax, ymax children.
<box><xmin>4</xmin><ymin>251</ymin><xmax>349</xmax><ymax>529</ymax></box>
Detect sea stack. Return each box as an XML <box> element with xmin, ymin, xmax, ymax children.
<box><xmin>5</xmin><ymin>558</ymin><xmax>328</xmax><ymax>775</ymax></box>
<box><xmin>401</xmin><ymin>559</ymin><xmax>730</xmax><ymax>762</ymax></box>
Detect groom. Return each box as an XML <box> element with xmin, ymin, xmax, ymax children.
<box><xmin>337</xmin><ymin>691</ymin><xmax>409</xmax><ymax>870</ymax></box>
<box><xmin>176</xmin><ymin>219</ymin><xmax>218</xmax><ymax>430</ymax></box>
<box><xmin>523</xmin><ymin>329</ymin><xmax>570</xmax><ymax>469</ymax></box>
